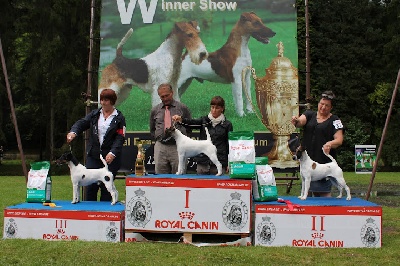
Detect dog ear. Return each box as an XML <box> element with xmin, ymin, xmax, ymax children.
<box><xmin>240</xmin><ymin>12</ymin><xmax>251</xmax><ymax>23</ymax></box>
<box><xmin>174</xmin><ymin>22</ymin><xmax>184</xmax><ymax>33</ymax></box>
<box><xmin>189</xmin><ymin>21</ymin><xmax>199</xmax><ymax>32</ymax></box>
<box><xmin>175</xmin><ymin>21</ymin><xmax>199</xmax><ymax>34</ymax></box>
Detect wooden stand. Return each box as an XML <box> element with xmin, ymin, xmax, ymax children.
<box><xmin>274</xmin><ymin>167</ymin><xmax>299</xmax><ymax>193</ymax></box>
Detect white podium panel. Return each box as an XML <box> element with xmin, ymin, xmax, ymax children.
<box><xmin>3</xmin><ymin>201</ymin><xmax>125</xmax><ymax>242</ymax></box>
<box><xmin>125</xmin><ymin>175</ymin><xmax>252</xmax><ymax>234</ymax></box>
<box><xmin>254</xmin><ymin>197</ymin><xmax>382</xmax><ymax>248</ymax></box>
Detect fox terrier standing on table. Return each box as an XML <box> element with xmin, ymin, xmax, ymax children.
<box><xmin>293</xmin><ymin>147</ymin><xmax>351</xmax><ymax>200</ymax></box>
<box><xmin>56</xmin><ymin>151</ymin><xmax>119</xmax><ymax>205</ymax></box>
<box><xmin>164</xmin><ymin>126</ymin><xmax>223</xmax><ymax>176</ymax></box>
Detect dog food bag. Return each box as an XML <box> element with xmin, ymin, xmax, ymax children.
<box><xmin>26</xmin><ymin>161</ymin><xmax>52</xmax><ymax>203</ymax></box>
<box><xmin>252</xmin><ymin>157</ymin><xmax>268</xmax><ymax>200</ymax></box>
<box><xmin>228</xmin><ymin>131</ymin><xmax>255</xmax><ymax>163</ymax></box>
<box><xmin>229</xmin><ymin>161</ymin><xmax>256</xmax><ymax>179</ymax></box>
<box><xmin>228</xmin><ymin>131</ymin><xmax>256</xmax><ymax>179</ymax></box>
<box><xmin>253</xmin><ymin>157</ymin><xmax>278</xmax><ymax>201</ymax></box>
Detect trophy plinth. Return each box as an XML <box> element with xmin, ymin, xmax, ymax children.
<box><xmin>251</xmin><ymin>41</ymin><xmax>299</xmax><ymax>169</ymax></box>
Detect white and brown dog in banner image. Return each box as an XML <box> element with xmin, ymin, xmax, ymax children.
<box><xmin>98</xmin><ymin>21</ymin><xmax>208</xmax><ymax>107</ymax></box>
<box><xmin>177</xmin><ymin>12</ymin><xmax>276</xmax><ymax>117</ymax></box>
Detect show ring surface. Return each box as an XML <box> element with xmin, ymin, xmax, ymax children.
<box><xmin>3</xmin><ymin>201</ymin><xmax>125</xmax><ymax>242</ymax></box>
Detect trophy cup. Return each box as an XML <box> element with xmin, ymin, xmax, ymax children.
<box><xmin>134</xmin><ymin>140</ymin><xmax>152</xmax><ymax>176</ymax></box>
<box><xmin>244</xmin><ymin>41</ymin><xmax>299</xmax><ymax>168</ymax></box>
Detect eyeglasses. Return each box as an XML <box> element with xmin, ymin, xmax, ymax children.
<box><xmin>321</xmin><ymin>93</ymin><xmax>334</xmax><ymax>100</ymax></box>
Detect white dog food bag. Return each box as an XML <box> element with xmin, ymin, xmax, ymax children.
<box><xmin>228</xmin><ymin>131</ymin><xmax>256</xmax><ymax>179</ymax></box>
<box><xmin>26</xmin><ymin>161</ymin><xmax>52</xmax><ymax>203</ymax></box>
<box><xmin>228</xmin><ymin>131</ymin><xmax>255</xmax><ymax>163</ymax></box>
<box><xmin>253</xmin><ymin>157</ymin><xmax>278</xmax><ymax>201</ymax></box>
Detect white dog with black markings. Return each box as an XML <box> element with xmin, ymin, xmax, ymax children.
<box><xmin>164</xmin><ymin>126</ymin><xmax>222</xmax><ymax>176</ymax></box>
<box><xmin>293</xmin><ymin>147</ymin><xmax>351</xmax><ymax>200</ymax></box>
<box><xmin>56</xmin><ymin>151</ymin><xmax>118</xmax><ymax>205</ymax></box>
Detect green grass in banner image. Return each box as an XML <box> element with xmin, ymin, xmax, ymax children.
<box><xmin>104</xmin><ymin>11</ymin><xmax>298</xmax><ymax>131</ymax></box>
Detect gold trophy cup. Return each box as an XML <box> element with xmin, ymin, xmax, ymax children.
<box><xmin>134</xmin><ymin>140</ymin><xmax>152</xmax><ymax>176</ymax></box>
<box><xmin>243</xmin><ymin>41</ymin><xmax>299</xmax><ymax>168</ymax></box>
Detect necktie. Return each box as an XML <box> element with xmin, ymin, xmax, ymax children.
<box><xmin>164</xmin><ymin>106</ymin><xmax>171</xmax><ymax>130</ymax></box>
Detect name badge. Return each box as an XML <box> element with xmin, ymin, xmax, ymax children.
<box><xmin>333</xmin><ymin>119</ymin><xmax>343</xmax><ymax>129</ymax></box>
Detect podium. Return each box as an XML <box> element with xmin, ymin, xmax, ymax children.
<box><xmin>125</xmin><ymin>174</ymin><xmax>252</xmax><ymax>242</ymax></box>
<box><xmin>3</xmin><ymin>176</ymin><xmax>383</xmax><ymax>248</ymax></box>
<box><xmin>254</xmin><ymin>196</ymin><xmax>382</xmax><ymax>248</ymax></box>
<box><xmin>3</xmin><ymin>201</ymin><xmax>125</xmax><ymax>242</ymax></box>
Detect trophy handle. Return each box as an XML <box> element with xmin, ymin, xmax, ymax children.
<box><xmin>241</xmin><ymin>66</ymin><xmax>265</xmax><ymax>125</ymax></box>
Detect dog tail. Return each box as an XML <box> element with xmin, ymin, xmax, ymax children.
<box><xmin>100</xmin><ymin>154</ymin><xmax>108</xmax><ymax>168</ymax></box>
<box><xmin>116</xmin><ymin>28</ymin><xmax>133</xmax><ymax>54</ymax></box>
<box><xmin>205</xmin><ymin>127</ymin><xmax>212</xmax><ymax>142</ymax></box>
<box><xmin>322</xmin><ymin>148</ymin><xmax>337</xmax><ymax>163</ymax></box>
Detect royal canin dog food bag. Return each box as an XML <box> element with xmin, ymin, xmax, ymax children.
<box><xmin>228</xmin><ymin>131</ymin><xmax>256</xmax><ymax>179</ymax></box>
<box><xmin>26</xmin><ymin>161</ymin><xmax>52</xmax><ymax>203</ymax></box>
<box><xmin>252</xmin><ymin>157</ymin><xmax>278</xmax><ymax>201</ymax></box>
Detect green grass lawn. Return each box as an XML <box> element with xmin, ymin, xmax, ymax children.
<box><xmin>1</xmin><ymin>172</ymin><xmax>399</xmax><ymax>265</ymax></box>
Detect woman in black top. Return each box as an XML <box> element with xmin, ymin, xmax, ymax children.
<box><xmin>173</xmin><ymin>96</ymin><xmax>233</xmax><ymax>175</ymax></box>
<box><xmin>291</xmin><ymin>91</ymin><xmax>344</xmax><ymax>197</ymax></box>
<box><xmin>67</xmin><ymin>89</ymin><xmax>126</xmax><ymax>201</ymax></box>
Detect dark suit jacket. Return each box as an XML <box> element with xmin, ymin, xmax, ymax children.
<box><xmin>70</xmin><ymin>108</ymin><xmax>126</xmax><ymax>173</ymax></box>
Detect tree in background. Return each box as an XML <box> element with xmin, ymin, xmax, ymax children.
<box><xmin>0</xmin><ymin>0</ymin><xmax>399</xmax><ymax>169</ymax></box>
<box><xmin>296</xmin><ymin>0</ymin><xmax>400</xmax><ymax>170</ymax></box>
<box><xmin>0</xmin><ymin>0</ymin><xmax>101</xmax><ymax>161</ymax></box>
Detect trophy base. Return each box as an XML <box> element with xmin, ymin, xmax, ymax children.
<box><xmin>268</xmin><ymin>159</ymin><xmax>299</xmax><ymax>169</ymax></box>
<box><xmin>135</xmin><ymin>164</ymin><xmax>145</xmax><ymax>176</ymax></box>
<box><xmin>267</xmin><ymin>135</ymin><xmax>299</xmax><ymax>169</ymax></box>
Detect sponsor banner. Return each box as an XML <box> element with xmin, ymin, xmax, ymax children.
<box><xmin>3</xmin><ymin>217</ymin><xmax>123</xmax><ymax>242</ymax></box>
<box><xmin>100</xmin><ymin>1</ymin><xmax>300</xmax><ymax>172</ymax></box>
<box><xmin>254</xmin><ymin>213</ymin><xmax>381</xmax><ymax>248</ymax></box>
<box><xmin>99</xmin><ymin>0</ymin><xmax>298</xmax><ymax>132</ymax></box>
<box><xmin>355</xmin><ymin>145</ymin><xmax>377</xmax><ymax>174</ymax></box>
<box><xmin>125</xmin><ymin>177</ymin><xmax>251</xmax><ymax>233</ymax></box>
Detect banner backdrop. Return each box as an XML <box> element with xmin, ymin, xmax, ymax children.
<box><xmin>98</xmin><ymin>0</ymin><xmax>299</xmax><ymax>172</ymax></box>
